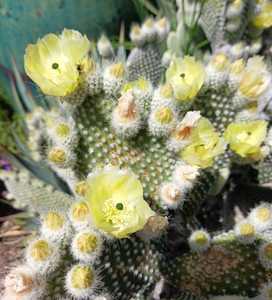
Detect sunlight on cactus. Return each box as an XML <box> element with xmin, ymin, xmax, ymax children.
<box><xmin>1</xmin><ymin>1</ymin><xmax>272</xmax><ymax>299</ymax></box>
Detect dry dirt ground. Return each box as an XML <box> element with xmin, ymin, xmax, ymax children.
<box><xmin>0</xmin><ymin>216</ymin><xmax>29</xmax><ymax>292</ymax></box>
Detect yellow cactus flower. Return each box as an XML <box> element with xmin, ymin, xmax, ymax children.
<box><xmin>166</xmin><ymin>56</ymin><xmax>205</xmax><ymax>102</ymax></box>
<box><xmin>224</xmin><ymin>120</ymin><xmax>268</xmax><ymax>159</ymax></box>
<box><xmin>86</xmin><ymin>168</ymin><xmax>155</xmax><ymax>238</ymax></box>
<box><xmin>180</xmin><ymin>118</ymin><xmax>225</xmax><ymax>168</ymax></box>
<box><xmin>239</xmin><ymin>56</ymin><xmax>270</xmax><ymax>100</ymax></box>
<box><xmin>24</xmin><ymin>29</ymin><xmax>91</xmax><ymax>97</ymax></box>
<box><xmin>252</xmin><ymin>2</ymin><xmax>272</xmax><ymax>29</ymax></box>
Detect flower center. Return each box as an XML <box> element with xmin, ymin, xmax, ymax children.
<box><xmin>52</xmin><ymin>62</ymin><xmax>59</xmax><ymax>69</ymax></box>
<box><xmin>103</xmin><ymin>198</ymin><xmax>130</xmax><ymax>226</ymax></box>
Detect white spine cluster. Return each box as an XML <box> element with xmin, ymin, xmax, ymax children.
<box><xmin>41</xmin><ymin>211</ymin><xmax>71</xmax><ymax>243</ymax></box>
<box><xmin>148</xmin><ymin>104</ymin><xmax>177</xmax><ymax>137</ymax></box>
<box><xmin>65</xmin><ymin>264</ymin><xmax>98</xmax><ymax>299</ymax></box>
<box><xmin>189</xmin><ymin>229</ymin><xmax>211</xmax><ymax>253</ymax></box>
<box><xmin>249</xmin><ymin>203</ymin><xmax>272</xmax><ymax>232</ymax></box>
<box><xmin>159</xmin><ymin>181</ymin><xmax>184</xmax><ymax>209</ymax></box>
<box><xmin>26</xmin><ymin>238</ymin><xmax>60</xmax><ymax>274</ymax></box>
<box><xmin>103</xmin><ymin>62</ymin><xmax>126</xmax><ymax>98</ymax></box>
<box><xmin>234</xmin><ymin>220</ymin><xmax>257</xmax><ymax>244</ymax></box>
<box><xmin>86</xmin><ymin>60</ymin><xmax>103</xmax><ymax>96</ymax></box>
<box><xmin>71</xmin><ymin>229</ymin><xmax>103</xmax><ymax>263</ymax></box>
<box><xmin>205</xmin><ymin>53</ymin><xmax>230</xmax><ymax>88</ymax></box>
<box><xmin>172</xmin><ymin>162</ymin><xmax>199</xmax><ymax>190</ymax></box>
<box><xmin>26</xmin><ymin>107</ymin><xmax>47</xmax><ymax>161</ymax></box>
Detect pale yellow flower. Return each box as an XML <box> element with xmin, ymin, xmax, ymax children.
<box><xmin>224</xmin><ymin>120</ymin><xmax>268</xmax><ymax>159</ymax></box>
<box><xmin>180</xmin><ymin>118</ymin><xmax>225</xmax><ymax>168</ymax></box>
<box><xmin>166</xmin><ymin>56</ymin><xmax>205</xmax><ymax>102</ymax></box>
<box><xmin>86</xmin><ymin>168</ymin><xmax>155</xmax><ymax>238</ymax></box>
<box><xmin>239</xmin><ymin>56</ymin><xmax>270</xmax><ymax>100</ymax></box>
<box><xmin>24</xmin><ymin>29</ymin><xmax>91</xmax><ymax>97</ymax></box>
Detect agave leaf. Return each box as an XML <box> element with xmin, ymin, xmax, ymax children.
<box><xmin>9</xmin><ymin>75</ymin><xmax>26</xmax><ymax>116</ymax></box>
<box><xmin>4</xmin><ymin>150</ymin><xmax>70</xmax><ymax>193</ymax></box>
<box><xmin>11</xmin><ymin>56</ymin><xmax>36</xmax><ymax>112</ymax></box>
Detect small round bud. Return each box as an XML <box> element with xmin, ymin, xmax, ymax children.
<box><xmin>149</xmin><ymin>105</ymin><xmax>177</xmax><ymax>136</ymax></box>
<box><xmin>56</xmin><ymin>123</ymin><xmax>70</xmax><ymax>138</ymax></box>
<box><xmin>41</xmin><ymin>211</ymin><xmax>70</xmax><ymax>242</ymax></box>
<box><xmin>206</xmin><ymin>53</ymin><xmax>230</xmax><ymax>87</ymax></box>
<box><xmin>75</xmin><ymin>181</ymin><xmax>88</xmax><ymax>197</ymax></box>
<box><xmin>69</xmin><ymin>201</ymin><xmax>91</xmax><ymax>229</ymax></box>
<box><xmin>103</xmin><ymin>63</ymin><xmax>126</xmax><ymax>97</ymax></box>
<box><xmin>26</xmin><ymin>238</ymin><xmax>59</xmax><ymax>274</ymax></box>
<box><xmin>155</xmin><ymin>17</ymin><xmax>170</xmax><ymax>41</ymax></box>
<box><xmin>48</xmin><ymin>147</ymin><xmax>70</xmax><ymax>168</ymax></box>
<box><xmin>66</xmin><ymin>264</ymin><xmax>97</xmax><ymax>299</ymax></box>
<box><xmin>226</xmin><ymin>0</ymin><xmax>244</xmax><ymax>18</ymax></box>
<box><xmin>72</xmin><ymin>230</ymin><xmax>103</xmax><ymax>262</ymax></box>
<box><xmin>189</xmin><ymin>230</ymin><xmax>210</xmax><ymax>252</ymax></box>
<box><xmin>130</xmin><ymin>24</ymin><xmax>145</xmax><ymax>47</ymax></box>
<box><xmin>155</xmin><ymin>107</ymin><xmax>173</xmax><ymax>124</ymax></box>
<box><xmin>160</xmin><ymin>182</ymin><xmax>183</xmax><ymax>209</ymax></box>
<box><xmin>173</xmin><ymin>162</ymin><xmax>199</xmax><ymax>189</ymax></box>
<box><xmin>210</xmin><ymin>53</ymin><xmax>230</xmax><ymax>72</ymax></box>
<box><xmin>249</xmin><ymin>204</ymin><xmax>272</xmax><ymax>231</ymax></box>
<box><xmin>234</xmin><ymin>220</ymin><xmax>256</xmax><ymax>244</ymax></box>
<box><xmin>109</xmin><ymin>63</ymin><xmax>125</xmax><ymax>79</ymax></box>
<box><xmin>97</xmin><ymin>34</ymin><xmax>114</xmax><ymax>58</ymax></box>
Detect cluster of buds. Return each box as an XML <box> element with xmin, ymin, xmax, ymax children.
<box><xmin>130</xmin><ymin>17</ymin><xmax>170</xmax><ymax>47</ymax></box>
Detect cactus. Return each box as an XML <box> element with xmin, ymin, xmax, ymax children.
<box><xmin>165</xmin><ymin>0</ymin><xmax>272</xmax><ymax>63</ymax></box>
<box><xmin>2</xmin><ymin>4</ymin><xmax>272</xmax><ymax>300</ymax></box>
